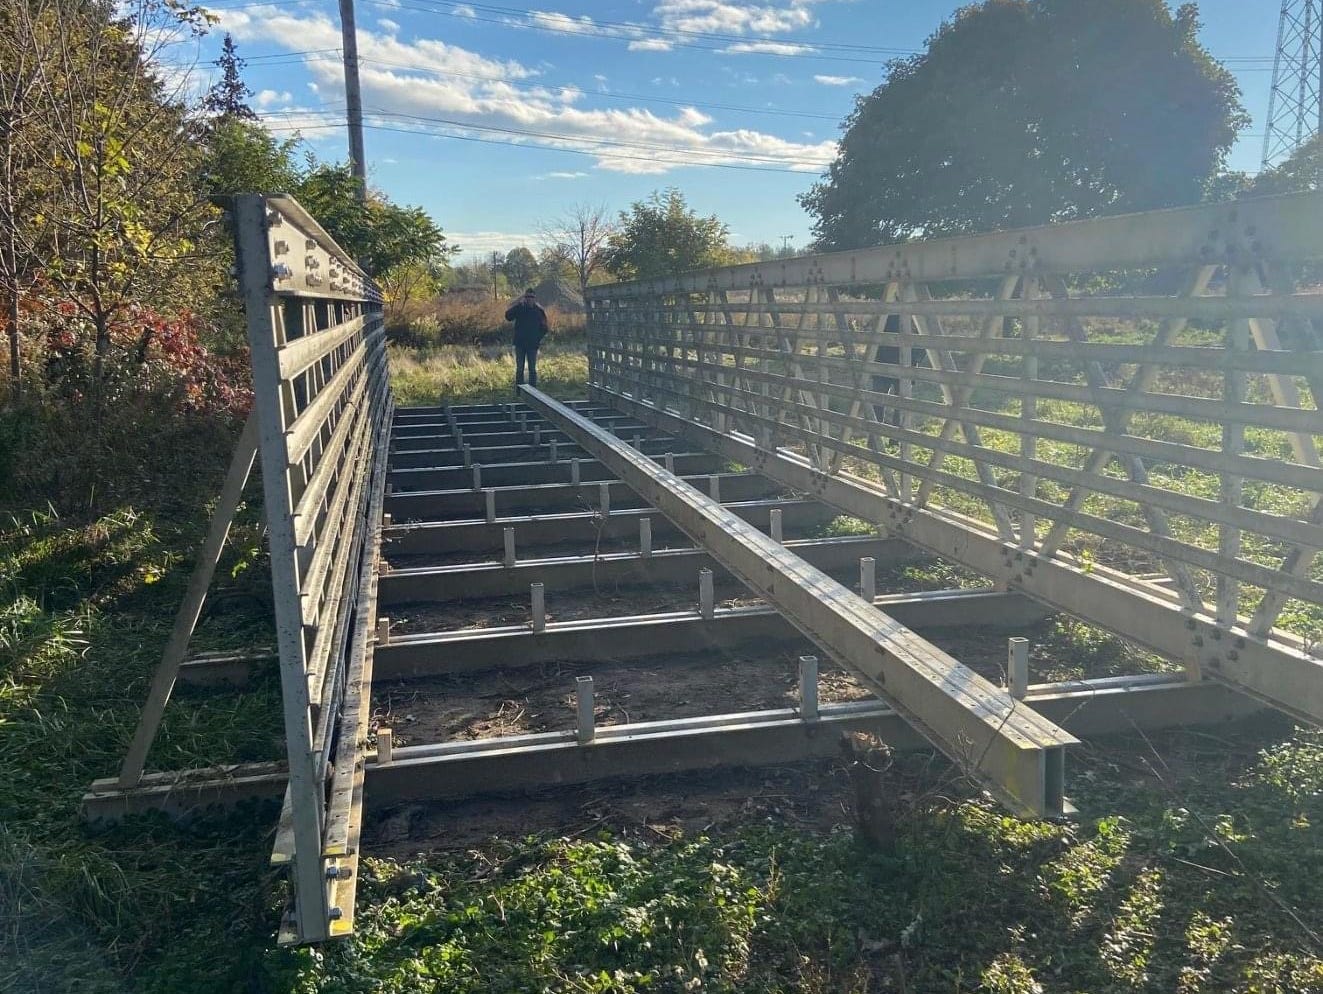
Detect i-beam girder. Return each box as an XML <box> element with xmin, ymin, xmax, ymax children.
<box><xmin>174</xmin><ymin>589</ymin><xmax>1052</xmax><ymax>687</ymax></box>
<box><xmin>82</xmin><ymin>674</ymin><xmax>1258</xmax><ymax>821</ymax></box>
<box><xmin>522</xmin><ymin>386</ymin><xmax>1079</xmax><ymax>819</ymax></box>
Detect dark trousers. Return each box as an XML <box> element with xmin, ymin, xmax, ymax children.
<box><xmin>515</xmin><ymin>344</ymin><xmax>538</xmax><ymax>388</ymax></box>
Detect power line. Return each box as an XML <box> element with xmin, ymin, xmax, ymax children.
<box><xmin>355</xmin><ymin>105</ymin><xmax>829</xmax><ymax>164</ymax></box>
<box><xmin>259</xmin><ymin>111</ymin><xmax>826</xmax><ymax>173</ymax></box>
<box><xmin>355</xmin><ymin>55</ymin><xmax>842</xmax><ymax>120</ymax></box>
<box><xmin>356</xmin><ymin>0</ymin><xmax>902</xmax><ymax>65</ymax></box>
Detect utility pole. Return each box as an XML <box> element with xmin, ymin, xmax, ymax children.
<box><xmin>780</xmin><ymin>235</ymin><xmax>794</xmax><ymax>256</ymax></box>
<box><xmin>338</xmin><ymin>0</ymin><xmax>368</xmax><ymax>202</ymax></box>
<box><xmin>1263</xmin><ymin>0</ymin><xmax>1323</xmax><ymax>170</ymax></box>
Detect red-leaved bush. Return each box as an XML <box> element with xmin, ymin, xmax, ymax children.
<box><xmin>1</xmin><ymin>299</ymin><xmax>252</xmax><ymax>514</ymax></box>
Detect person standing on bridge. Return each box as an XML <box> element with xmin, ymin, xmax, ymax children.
<box><xmin>504</xmin><ymin>288</ymin><xmax>549</xmax><ymax>393</ymax></box>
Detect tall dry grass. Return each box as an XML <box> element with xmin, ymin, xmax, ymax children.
<box><xmin>389</xmin><ymin>339</ymin><xmax>589</xmax><ymax>406</ymax></box>
<box><xmin>392</xmin><ymin>295</ymin><xmax>587</xmax><ymax>346</ymax></box>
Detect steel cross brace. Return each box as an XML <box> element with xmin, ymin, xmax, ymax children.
<box><xmin>522</xmin><ymin>386</ymin><xmax>1077</xmax><ymax>819</ymax></box>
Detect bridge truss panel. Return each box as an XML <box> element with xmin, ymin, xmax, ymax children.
<box><xmin>586</xmin><ymin>191</ymin><xmax>1323</xmax><ymax>724</ymax></box>
<box><xmin>234</xmin><ymin>194</ymin><xmax>391</xmax><ymax>943</ymax></box>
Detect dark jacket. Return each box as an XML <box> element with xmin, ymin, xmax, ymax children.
<box><xmin>504</xmin><ymin>300</ymin><xmax>548</xmax><ymax>348</ymax></box>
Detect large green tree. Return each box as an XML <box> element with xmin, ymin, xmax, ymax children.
<box><xmin>1253</xmin><ymin>134</ymin><xmax>1323</xmax><ymax>196</ymax></box>
<box><xmin>802</xmin><ymin>0</ymin><xmax>1247</xmax><ymax>249</ymax></box>
<box><xmin>294</xmin><ymin>163</ymin><xmax>451</xmax><ymax>275</ymax></box>
<box><xmin>501</xmin><ymin>247</ymin><xmax>538</xmax><ymax>290</ymax></box>
<box><xmin>602</xmin><ymin>189</ymin><xmax>730</xmax><ymax>281</ymax></box>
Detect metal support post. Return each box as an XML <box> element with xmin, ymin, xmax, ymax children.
<box><xmin>633</xmin><ymin>434</ymin><xmax>642</xmax><ymax>449</ymax></box>
<box><xmin>463</xmin><ymin>444</ymin><xmax>472</xmax><ymax>468</ymax></box>
<box><xmin>472</xmin><ymin>464</ymin><xmax>482</xmax><ymax>490</ymax></box>
<box><xmin>860</xmin><ymin>557</ymin><xmax>876</xmax><ymax>602</ymax></box>
<box><xmin>799</xmin><ymin>655</ymin><xmax>819</xmax><ymax>721</ymax></box>
<box><xmin>699</xmin><ymin>568</ymin><xmax>715</xmax><ymax>619</ymax></box>
<box><xmin>571</xmin><ymin>458</ymin><xmax>581</xmax><ymax>485</ymax></box>
<box><xmin>709</xmin><ymin>474</ymin><xmax>721</xmax><ymax>501</ymax></box>
<box><xmin>376</xmin><ymin>727</ymin><xmax>393</xmax><ymax>765</ymax></box>
<box><xmin>484</xmin><ymin>489</ymin><xmax>496</xmax><ymax>524</ymax></box>
<box><xmin>769</xmin><ymin>507</ymin><xmax>783</xmax><ymax>543</ymax></box>
<box><xmin>503</xmin><ymin>527</ymin><xmax>516</xmax><ymax>567</ymax></box>
<box><xmin>1008</xmin><ymin>637</ymin><xmax>1029</xmax><ymax>700</ymax></box>
<box><xmin>576</xmin><ymin>676</ymin><xmax>595</xmax><ymax>744</ymax></box>
<box><xmin>664</xmin><ymin>452</ymin><xmax>674</xmax><ymax>473</ymax></box>
<box><xmin>640</xmin><ymin>517</ymin><xmax>652</xmax><ymax>557</ymax></box>
<box><xmin>599</xmin><ymin>482</ymin><xmax>611</xmax><ymax>517</ymax></box>
<box><xmin>376</xmin><ymin>617</ymin><xmax>390</xmax><ymax>646</ymax></box>
<box><xmin>117</xmin><ymin>414</ymin><xmax>260</xmax><ymax>787</ymax></box>
<box><xmin>549</xmin><ymin>438</ymin><xmax>559</xmax><ymax>463</ymax></box>
<box><xmin>382</xmin><ymin>513</ymin><xmax>392</xmax><ymax>528</ymax></box>
<box><xmin>533</xmin><ymin>425</ymin><xmax>541</xmax><ymax>446</ymax></box>
<box><xmin>531</xmin><ymin>583</ymin><xmax>546</xmax><ymax>632</ymax></box>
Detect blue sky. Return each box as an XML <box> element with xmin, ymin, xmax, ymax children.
<box><xmin>187</xmin><ymin>0</ymin><xmax>1281</xmax><ymax>260</ymax></box>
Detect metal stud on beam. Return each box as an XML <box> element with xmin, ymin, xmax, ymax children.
<box><xmin>531</xmin><ymin>582</ymin><xmax>546</xmax><ymax>633</ymax></box>
<box><xmin>376</xmin><ymin>617</ymin><xmax>390</xmax><ymax>646</ymax></box>
<box><xmin>640</xmin><ymin>517</ymin><xmax>652</xmax><ymax>557</ymax></box>
<box><xmin>376</xmin><ymin>727</ymin><xmax>393</xmax><ymax>765</ymax></box>
<box><xmin>664</xmin><ymin>452</ymin><xmax>674</xmax><ymax>473</ymax></box>
<box><xmin>576</xmin><ymin>676</ymin><xmax>595</xmax><ymax>744</ymax></box>
<box><xmin>549</xmin><ymin>438</ymin><xmax>559</xmax><ymax>462</ymax></box>
<box><xmin>769</xmin><ymin>508</ymin><xmax>783</xmax><ymax>543</ymax></box>
<box><xmin>463</xmin><ymin>444</ymin><xmax>473</xmax><ymax>468</ymax></box>
<box><xmin>860</xmin><ymin>557</ymin><xmax>876</xmax><ymax>602</ymax></box>
<box><xmin>599</xmin><ymin>482</ymin><xmax>611</xmax><ymax>517</ymax></box>
<box><xmin>1008</xmin><ymin>637</ymin><xmax>1029</xmax><ymax>700</ymax></box>
<box><xmin>533</xmin><ymin>425</ymin><xmax>541</xmax><ymax>446</ymax></box>
<box><xmin>799</xmin><ymin>655</ymin><xmax>819</xmax><ymax>722</ymax></box>
<box><xmin>699</xmin><ymin>568</ymin><xmax>715</xmax><ymax>619</ymax></box>
<box><xmin>503</xmin><ymin>527</ymin><xmax>516</xmax><ymax>567</ymax></box>
<box><xmin>709</xmin><ymin>474</ymin><xmax>721</xmax><ymax>501</ymax></box>
<box><xmin>571</xmin><ymin>457</ymin><xmax>581</xmax><ymax>484</ymax></box>
<box><xmin>484</xmin><ymin>489</ymin><xmax>496</xmax><ymax>523</ymax></box>
<box><xmin>472</xmin><ymin>464</ymin><xmax>482</xmax><ymax>490</ymax></box>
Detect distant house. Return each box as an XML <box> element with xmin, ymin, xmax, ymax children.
<box><xmin>444</xmin><ymin>285</ymin><xmax>494</xmax><ymax>304</ymax></box>
<box><xmin>532</xmin><ymin>277</ymin><xmax>585</xmax><ymax>313</ymax></box>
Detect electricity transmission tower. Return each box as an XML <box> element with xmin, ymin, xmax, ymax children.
<box><xmin>1263</xmin><ymin>0</ymin><xmax>1323</xmax><ymax>170</ymax></box>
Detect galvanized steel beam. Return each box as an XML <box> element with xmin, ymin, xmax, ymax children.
<box><xmin>523</xmin><ymin>386</ymin><xmax>1078</xmax><ymax>818</ymax></box>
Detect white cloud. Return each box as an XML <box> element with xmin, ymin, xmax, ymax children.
<box><xmin>724</xmin><ymin>40</ymin><xmax>817</xmax><ymax>55</ymax></box>
<box><xmin>453</xmin><ymin>3</ymin><xmax>476</xmax><ymax>16</ymax></box>
<box><xmin>654</xmin><ymin>1</ymin><xmax>820</xmax><ymax>36</ymax></box>
<box><xmin>254</xmin><ymin>88</ymin><xmax>294</xmax><ymax>108</ymax></box>
<box><xmin>628</xmin><ymin>38</ymin><xmax>674</xmax><ymax>51</ymax></box>
<box><xmin>223</xmin><ymin>7</ymin><xmax>836</xmax><ymax>176</ymax></box>
<box><xmin>449</xmin><ymin>231</ymin><xmax>538</xmax><ymax>257</ymax></box>
<box><xmin>378</xmin><ymin>17</ymin><xmax>400</xmax><ymax>33</ymax></box>
<box><xmin>538</xmin><ymin>170</ymin><xmax>588</xmax><ymax>179</ymax></box>
<box><xmin>813</xmin><ymin>73</ymin><xmax>861</xmax><ymax>86</ymax></box>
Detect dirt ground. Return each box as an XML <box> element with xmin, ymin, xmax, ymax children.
<box><xmin>365</xmin><ymin>756</ymin><xmax>871</xmax><ymax>856</ymax></box>
<box><xmin>365</xmin><ymin>431</ymin><xmax>1162</xmax><ymax>857</ymax></box>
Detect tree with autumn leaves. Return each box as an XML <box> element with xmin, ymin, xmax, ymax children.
<box><xmin>0</xmin><ymin>1</ymin><xmax>452</xmax><ymax>410</ymax></box>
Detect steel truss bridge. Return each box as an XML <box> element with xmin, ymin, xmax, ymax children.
<box><xmin>83</xmin><ymin>192</ymin><xmax>1323</xmax><ymax>944</ymax></box>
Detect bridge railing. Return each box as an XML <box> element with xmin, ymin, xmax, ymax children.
<box><xmin>234</xmin><ymin>194</ymin><xmax>391</xmax><ymax>943</ymax></box>
<box><xmin>586</xmin><ymin>191</ymin><xmax>1323</xmax><ymax>725</ymax></box>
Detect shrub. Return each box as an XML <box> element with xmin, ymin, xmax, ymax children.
<box><xmin>389</xmin><ymin>295</ymin><xmax>586</xmax><ymax>347</ymax></box>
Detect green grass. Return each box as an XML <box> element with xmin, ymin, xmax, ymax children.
<box><xmin>286</xmin><ymin>726</ymin><xmax>1323</xmax><ymax>993</ymax></box>
<box><xmin>390</xmin><ymin>336</ymin><xmax>590</xmax><ymax>407</ymax></box>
